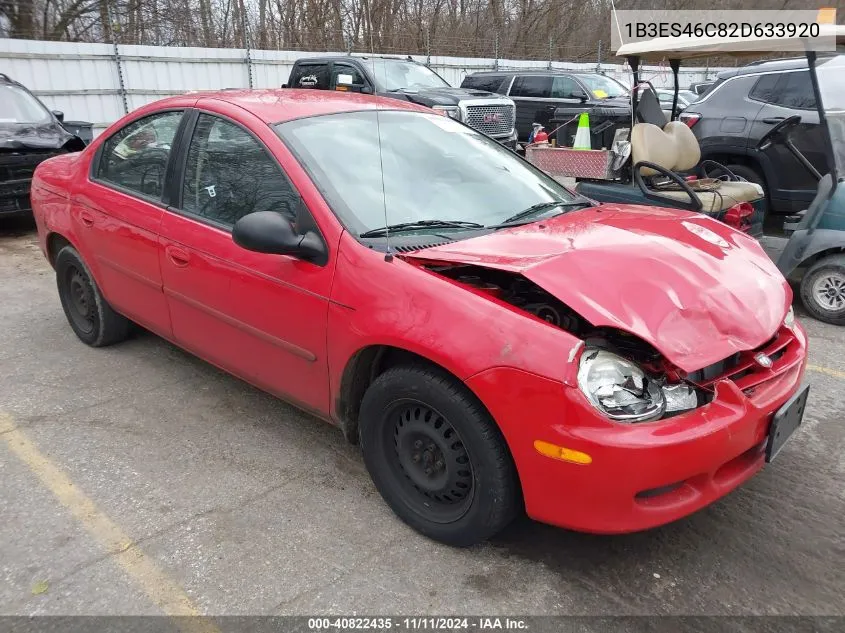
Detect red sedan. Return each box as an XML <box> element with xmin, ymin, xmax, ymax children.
<box><xmin>30</xmin><ymin>90</ymin><xmax>809</xmax><ymax>546</ymax></box>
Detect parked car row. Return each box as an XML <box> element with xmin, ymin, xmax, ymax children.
<box><xmin>28</xmin><ymin>50</ymin><xmax>819</xmax><ymax>546</ymax></box>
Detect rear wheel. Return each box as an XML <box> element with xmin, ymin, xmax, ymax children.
<box><xmin>359</xmin><ymin>364</ymin><xmax>520</xmax><ymax>546</ymax></box>
<box><xmin>800</xmin><ymin>255</ymin><xmax>845</xmax><ymax>326</ymax></box>
<box><xmin>55</xmin><ymin>245</ymin><xmax>130</xmax><ymax>346</ymax></box>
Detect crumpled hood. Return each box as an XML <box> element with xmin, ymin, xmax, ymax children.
<box><xmin>404</xmin><ymin>205</ymin><xmax>790</xmax><ymax>372</ymax></box>
<box><xmin>0</xmin><ymin>120</ymin><xmax>76</xmax><ymax>150</ymax></box>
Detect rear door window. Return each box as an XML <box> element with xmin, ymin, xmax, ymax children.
<box><xmin>95</xmin><ymin>110</ymin><xmax>183</xmax><ymax>200</ymax></box>
<box><xmin>550</xmin><ymin>76</ymin><xmax>583</xmax><ymax>100</ymax></box>
<box><xmin>510</xmin><ymin>75</ymin><xmax>552</xmax><ymax>98</ymax></box>
<box><xmin>289</xmin><ymin>63</ymin><xmax>330</xmax><ymax>90</ymax></box>
<box><xmin>772</xmin><ymin>71</ymin><xmax>816</xmax><ymax>110</ymax></box>
<box><xmin>750</xmin><ymin>71</ymin><xmax>816</xmax><ymax>110</ymax></box>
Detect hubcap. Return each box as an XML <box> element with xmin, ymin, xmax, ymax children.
<box><xmin>388</xmin><ymin>402</ymin><xmax>474</xmax><ymax>522</ymax></box>
<box><xmin>812</xmin><ymin>271</ymin><xmax>845</xmax><ymax>312</ymax></box>
<box><xmin>66</xmin><ymin>266</ymin><xmax>96</xmax><ymax>333</ymax></box>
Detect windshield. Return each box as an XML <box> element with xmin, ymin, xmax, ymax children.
<box><xmin>816</xmin><ymin>53</ymin><xmax>845</xmax><ymax>178</ymax></box>
<box><xmin>0</xmin><ymin>84</ymin><xmax>51</xmax><ymax>124</ymax></box>
<box><xmin>276</xmin><ymin>111</ymin><xmax>579</xmax><ymax>236</ymax></box>
<box><xmin>575</xmin><ymin>74</ymin><xmax>628</xmax><ymax>99</ymax></box>
<box><xmin>365</xmin><ymin>59</ymin><xmax>451</xmax><ymax>91</ymax></box>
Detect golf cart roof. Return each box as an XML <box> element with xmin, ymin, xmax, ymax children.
<box><xmin>616</xmin><ymin>24</ymin><xmax>845</xmax><ymax>61</ymax></box>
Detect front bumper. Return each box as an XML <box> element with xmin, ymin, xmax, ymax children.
<box><xmin>1</xmin><ymin>150</ymin><xmax>65</xmax><ymax>217</ymax></box>
<box><xmin>493</xmin><ymin>131</ymin><xmax>518</xmax><ymax>150</ymax></box>
<box><xmin>466</xmin><ymin>323</ymin><xmax>808</xmax><ymax>534</ymax></box>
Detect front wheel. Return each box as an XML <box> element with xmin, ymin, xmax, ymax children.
<box><xmin>800</xmin><ymin>255</ymin><xmax>845</xmax><ymax>326</ymax></box>
<box><xmin>359</xmin><ymin>365</ymin><xmax>520</xmax><ymax>546</ymax></box>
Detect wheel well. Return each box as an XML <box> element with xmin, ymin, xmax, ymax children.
<box><xmin>705</xmin><ymin>153</ymin><xmax>765</xmax><ymax>181</ymax></box>
<box><xmin>46</xmin><ymin>233</ymin><xmax>72</xmax><ymax>268</ymax></box>
<box><xmin>800</xmin><ymin>247</ymin><xmax>845</xmax><ymax>271</ymax></box>
<box><xmin>336</xmin><ymin>346</ymin><xmax>459</xmax><ymax>445</ymax></box>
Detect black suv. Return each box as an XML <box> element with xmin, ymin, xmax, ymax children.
<box><xmin>679</xmin><ymin>58</ymin><xmax>827</xmax><ymax>215</ymax></box>
<box><xmin>460</xmin><ymin>70</ymin><xmax>630</xmax><ymax>142</ymax></box>
<box><xmin>1</xmin><ymin>73</ymin><xmax>85</xmax><ymax>219</ymax></box>
<box><xmin>285</xmin><ymin>56</ymin><xmax>517</xmax><ymax>147</ymax></box>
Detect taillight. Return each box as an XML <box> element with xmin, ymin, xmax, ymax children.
<box><xmin>724</xmin><ymin>202</ymin><xmax>754</xmax><ymax>232</ymax></box>
<box><xmin>680</xmin><ymin>112</ymin><xmax>701</xmax><ymax>128</ymax></box>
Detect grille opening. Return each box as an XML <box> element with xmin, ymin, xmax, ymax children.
<box><xmin>464</xmin><ymin>104</ymin><xmax>516</xmax><ymax>137</ymax></box>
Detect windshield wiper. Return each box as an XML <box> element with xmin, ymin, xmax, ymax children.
<box><xmin>359</xmin><ymin>220</ymin><xmax>485</xmax><ymax>238</ymax></box>
<box><xmin>490</xmin><ymin>201</ymin><xmax>591</xmax><ymax>228</ymax></box>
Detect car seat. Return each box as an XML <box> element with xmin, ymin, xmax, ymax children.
<box><xmin>631</xmin><ymin>120</ymin><xmax>763</xmax><ymax>213</ymax></box>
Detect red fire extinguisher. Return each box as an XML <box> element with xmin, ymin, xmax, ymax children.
<box><xmin>529</xmin><ymin>123</ymin><xmax>549</xmax><ymax>144</ymax></box>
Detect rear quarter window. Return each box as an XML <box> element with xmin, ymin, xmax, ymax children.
<box><xmin>749</xmin><ymin>73</ymin><xmax>781</xmax><ymax>103</ymax></box>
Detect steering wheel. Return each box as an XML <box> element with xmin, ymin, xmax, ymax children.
<box><xmin>137</xmin><ymin>150</ymin><xmax>170</xmax><ymax>196</ymax></box>
<box><xmin>756</xmin><ymin>115</ymin><xmax>802</xmax><ymax>151</ymax></box>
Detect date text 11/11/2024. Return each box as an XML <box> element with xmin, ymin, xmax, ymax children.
<box><xmin>307</xmin><ymin>617</ymin><xmax>529</xmax><ymax>630</ymax></box>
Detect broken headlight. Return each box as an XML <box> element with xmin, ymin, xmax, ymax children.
<box><xmin>784</xmin><ymin>305</ymin><xmax>795</xmax><ymax>330</ymax></box>
<box><xmin>577</xmin><ymin>349</ymin><xmax>665</xmax><ymax>423</ymax></box>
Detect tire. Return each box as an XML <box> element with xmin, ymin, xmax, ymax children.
<box><xmin>359</xmin><ymin>364</ymin><xmax>520</xmax><ymax>546</ymax></box>
<box><xmin>800</xmin><ymin>255</ymin><xmax>845</xmax><ymax>326</ymax></box>
<box><xmin>55</xmin><ymin>245</ymin><xmax>130</xmax><ymax>346</ymax></box>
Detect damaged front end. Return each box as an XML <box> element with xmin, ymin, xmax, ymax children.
<box><xmin>416</xmin><ymin>261</ymin><xmax>712</xmax><ymax>423</ymax></box>
<box><xmin>1</xmin><ymin>147</ymin><xmax>74</xmax><ymax>217</ymax></box>
<box><xmin>1</xmin><ymin>88</ymin><xmax>85</xmax><ymax>217</ymax></box>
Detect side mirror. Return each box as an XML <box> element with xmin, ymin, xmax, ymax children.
<box><xmin>52</xmin><ymin>110</ymin><xmax>65</xmax><ymax>122</ymax></box>
<box><xmin>281</xmin><ymin>83</ymin><xmax>288</xmax><ymax>88</ymax></box>
<box><xmin>233</xmin><ymin>211</ymin><xmax>327</xmax><ymax>265</ymax></box>
<box><xmin>360</xmin><ymin>85</ymin><xmax>374</xmax><ymax>95</ymax></box>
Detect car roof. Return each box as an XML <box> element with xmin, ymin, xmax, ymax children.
<box><xmin>716</xmin><ymin>56</ymin><xmax>808</xmax><ymax>80</ymax></box>
<box><xmin>151</xmin><ymin>88</ymin><xmax>431</xmax><ymax>124</ymax></box>
<box><xmin>467</xmin><ymin>69</ymin><xmax>579</xmax><ymax>76</ymax></box>
<box><xmin>294</xmin><ymin>55</ymin><xmax>422</xmax><ymax>64</ymax></box>
<box><xmin>0</xmin><ymin>72</ymin><xmax>22</xmax><ymax>86</ymax></box>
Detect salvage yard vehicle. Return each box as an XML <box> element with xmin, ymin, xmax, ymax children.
<box><xmin>765</xmin><ymin>53</ymin><xmax>845</xmax><ymax>325</ymax></box>
<box><xmin>564</xmin><ymin>50</ymin><xmax>767</xmax><ymax>236</ymax></box>
<box><xmin>285</xmin><ymin>55</ymin><xmax>518</xmax><ymax>148</ymax></box>
<box><xmin>679</xmin><ymin>57</ymin><xmax>830</xmax><ymax>217</ymax></box>
<box><xmin>1</xmin><ymin>73</ymin><xmax>85</xmax><ymax>219</ymax></box>
<box><xmin>31</xmin><ymin>89</ymin><xmax>808</xmax><ymax>546</ymax></box>
<box><xmin>460</xmin><ymin>69</ymin><xmax>630</xmax><ymax>143</ymax></box>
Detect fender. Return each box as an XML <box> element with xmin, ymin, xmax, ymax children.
<box><xmin>698</xmin><ymin>142</ymin><xmax>776</xmax><ymax>187</ymax></box>
<box><xmin>777</xmin><ymin>229</ymin><xmax>845</xmax><ymax>278</ymax></box>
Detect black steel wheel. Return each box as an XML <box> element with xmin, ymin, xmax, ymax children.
<box><xmin>388</xmin><ymin>400</ymin><xmax>475</xmax><ymax>523</ymax></box>
<box><xmin>359</xmin><ymin>364</ymin><xmax>520</xmax><ymax>546</ymax></box>
<box><xmin>55</xmin><ymin>245</ymin><xmax>130</xmax><ymax>346</ymax></box>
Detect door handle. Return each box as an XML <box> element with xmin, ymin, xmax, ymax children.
<box><xmin>79</xmin><ymin>211</ymin><xmax>95</xmax><ymax>227</ymax></box>
<box><xmin>165</xmin><ymin>245</ymin><xmax>190</xmax><ymax>267</ymax></box>
<box><xmin>762</xmin><ymin>117</ymin><xmax>786</xmax><ymax>124</ymax></box>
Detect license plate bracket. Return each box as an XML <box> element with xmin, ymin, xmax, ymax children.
<box><xmin>765</xmin><ymin>383</ymin><xmax>810</xmax><ymax>463</ymax></box>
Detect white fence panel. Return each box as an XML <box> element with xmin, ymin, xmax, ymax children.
<box><xmin>0</xmin><ymin>37</ymin><xmax>728</xmax><ymax>136</ymax></box>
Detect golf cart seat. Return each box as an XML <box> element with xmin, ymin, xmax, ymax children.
<box><xmin>631</xmin><ymin>120</ymin><xmax>763</xmax><ymax>212</ymax></box>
